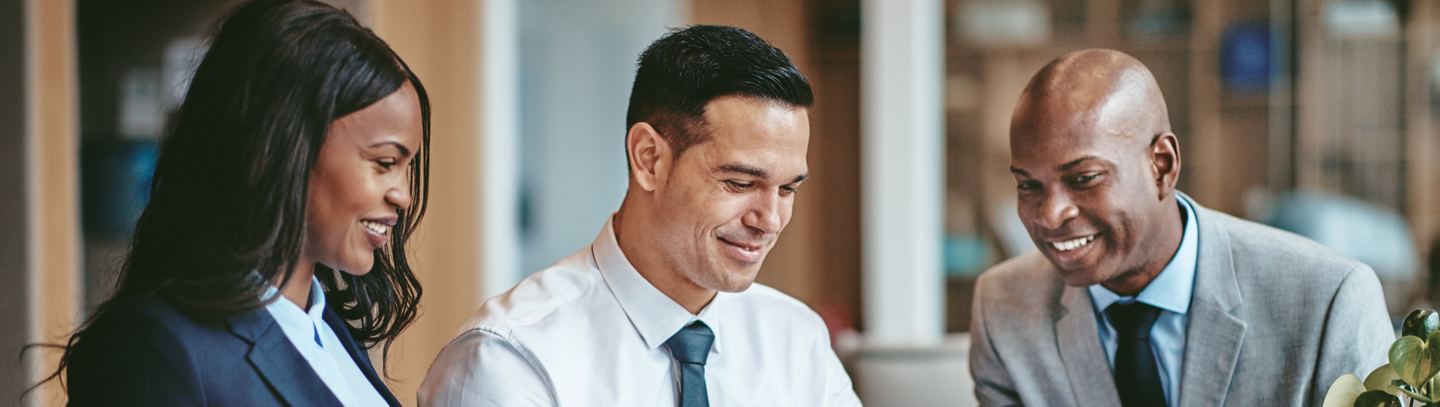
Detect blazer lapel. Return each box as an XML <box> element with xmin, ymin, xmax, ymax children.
<box><xmin>323</xmin><ymin>308</ymin><xmax>402</xmax><ymax>407</ymax></box>
<box><xmin>1176</xmin><ymin>204</ymin><xmax>1247</xmax><ymax>407</ymax></box>
<box><xmin>1056</xmin><ymin>285</ymin><xmax>1123</xmax><ymax>407</ymax></box>
<box><xmin>228</xmin><ymin>308</ymin><xmax>345</xmax><ymax>407</ymax></box>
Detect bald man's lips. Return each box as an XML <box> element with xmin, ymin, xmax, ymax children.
<box><xmin>1044</xmin><ymin>233</ymin><xmax>1100</xmax><ymax>264</ymax></box>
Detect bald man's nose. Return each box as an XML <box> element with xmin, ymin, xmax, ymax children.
<box><xmin>1034</xmin><ymin>192</ymin><xmax>1079</xmax><ymax>231</ymax></box>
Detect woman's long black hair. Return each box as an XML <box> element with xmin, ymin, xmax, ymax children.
<box><xmin>45</xmin><ymin>0</ymin><xmax>429</xmax><ymax>386</ymax></box>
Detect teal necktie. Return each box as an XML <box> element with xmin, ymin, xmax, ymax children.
<box><xmin>664</xmin><ymin>321</ymin><xmax>714</xmax><ymax>407</ymax></box>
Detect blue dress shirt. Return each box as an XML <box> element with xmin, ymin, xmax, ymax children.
<box><xmin>1089</xmin><ymin>193</ymin><xmax>1199</xmax><ymax>407</ymax></box>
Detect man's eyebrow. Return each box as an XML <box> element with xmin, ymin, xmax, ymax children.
<box><xmin>370</xmin><ymin>141</ymin><xmax>412</xmax><ymax>158</ymax></box>
<box><xmin>718</xmin><ymin>164</ymin><xmax>769</xmax><ymax>179</ymax></box>
<box><xmin>1009</xmin><ymin>166</ymin><xmax>1029</xmax><ymax>176</ymax></box>
<box><xmin>1058</xmin><ymin>156</ymin><xmax>1098</xmax><ymax>172</ymax></box>
<box><xmin>791</xmin><ymin>173</ymin><xmax>809</xmax><ymax>184</ymax></box>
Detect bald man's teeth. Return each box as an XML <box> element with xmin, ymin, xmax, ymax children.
<box><xmin>1051</xmin><ymin>235</ymin><xmax>1096</xmax><ymax>252</ymax></box>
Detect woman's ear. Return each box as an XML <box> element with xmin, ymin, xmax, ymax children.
<box><xmin>627</xmin><ymin>122</ymin><xmax>672</xmax><ymax>192</ymax></box>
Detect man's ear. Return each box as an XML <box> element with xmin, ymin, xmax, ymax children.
<box><xmin>627</xmin><ymin>122</ymin><xmax>672</xmax><ymax>192</ymax></box>
<box><xmin>1150</xmin><ymin>132</ymin><xmax>1182</xmax><ymax>198</ymax></box>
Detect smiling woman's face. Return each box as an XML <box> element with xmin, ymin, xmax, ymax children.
<box><xmin>303</xmin><ymin>82</ymin><xmax>422</xmax><ymax>275</ymax></box>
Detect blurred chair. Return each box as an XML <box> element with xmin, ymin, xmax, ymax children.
<box><xmin>1264</xmin><ymin>191</ymin><xmax>1419</xmax><ymax>317</ymax></box>
<box><xmin>852</xmin><ymin>334</ymin><xmax>976</xmax><ymax>407</ymax></box>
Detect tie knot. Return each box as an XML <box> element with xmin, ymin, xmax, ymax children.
<box><xmin>1105</xmin><ymin>301</ymin><xmax>1161</xmax><ymax>340</ymax></box>
<box><xmin>665</xmin><ymin>321</ymin><xmax>714</xmax><ymax>365</ymax></box>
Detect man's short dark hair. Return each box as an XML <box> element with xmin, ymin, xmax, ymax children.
<box><xmin>625</xmin><ymin>25</ymin><xmax>813</xmax><ymax>163</ymax></box>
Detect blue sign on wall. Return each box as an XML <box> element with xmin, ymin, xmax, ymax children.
<box><xmin>1221</xmin><ymin>22</ymin><xmax>1272</xmax><ymax>94</ymax></box>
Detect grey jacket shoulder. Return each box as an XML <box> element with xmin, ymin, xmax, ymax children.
<box><xmin>1201</xmin><ymin>207</ymin><xmax>1376</xmax><ymax>301</ymax></box>
<box><xmin>973</xmin><ymin>251</ymin><xmax>1065</xmax><ymax>318</ymax></box>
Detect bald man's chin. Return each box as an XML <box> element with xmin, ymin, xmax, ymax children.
<box><xmin>1054</xmin><ymin>269</ymin><xmax>1110</xmax><ymax>288</ymax></box>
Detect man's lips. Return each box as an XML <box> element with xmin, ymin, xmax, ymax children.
<box><xmin>717</xmin><ymin>236</ymin><xmax>766</xmax><ymax>264</ymax></box>
<box><xmin>1045</xmin><ymin>234</ymin><xmax>1098</xmax><ymax>252</ymax></box>
<box><xmin>718</xmin><ymin>237</ymin><xmax>762</xmax><ymax>251</ymax></box>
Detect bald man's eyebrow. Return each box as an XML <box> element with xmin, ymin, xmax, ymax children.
<box><xmin>1009</xmin><ymin>167</ymin><xmax>1030</xmax><ymax>176</ymax></box>
<box><xmin>791</xmin><ymin>173</ymin><xmax>809</xmax><ymax>184</ymax></box>
<box><xmin>1059</xmin><ymin>156</ymin><xmax>1099</xmax><ymax>172</ymax></box>
<box><xmin>719</xmin><ymin>164</ymin><xmax>769</xmax><ymax>179</ymax></box>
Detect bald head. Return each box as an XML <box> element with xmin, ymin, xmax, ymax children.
<box><xmin>1012</xmin><ymin>49</ymin><xmax>1170</xmax><ymax>148</ymax></box>
<box><xmin>1007</xmin><ymin>49</ymin><xmax>1185</xmax><ymax>295</ymax></box>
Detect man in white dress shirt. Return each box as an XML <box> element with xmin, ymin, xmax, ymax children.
<box><xmin>418</xmin><ymin>25</ymin><xmax>861</xmax><ymax>407</ymax></box>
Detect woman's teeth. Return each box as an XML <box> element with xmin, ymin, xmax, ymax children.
<box><xmin>362</xmin><ymin>220</ymin><xmax>389</xmax><ymax>235</ymax></box>
<box><xmin>1052</xmin><ymin>235</ymin><xmax>1096</xmax><ymax>252</ymax></box>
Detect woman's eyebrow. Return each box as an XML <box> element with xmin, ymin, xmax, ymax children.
<box><xmin>369</xmin><ymin>141</ymin><xmax>412</xmax><ymax>158</ymax></box>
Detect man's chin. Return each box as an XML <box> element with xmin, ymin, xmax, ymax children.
<box><xmin>714</xmin><ymin>279</ymin><xmax>755</xmax><ymax>293</ymax></box>
<box><xmin>700</xmin><ymin>266</ymin><xmax>761</xmax><ymax>293</ymax></box>
<box><xmin>1054</xmin><ymin>266</ymin><xmax>1107</xmax><ymax>288</ymax></box>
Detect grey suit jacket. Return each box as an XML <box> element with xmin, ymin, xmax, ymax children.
<box><xmin>968</xmin><ymin>198</ymin><xmax>1394</xmax><ymax>407</ymax></box>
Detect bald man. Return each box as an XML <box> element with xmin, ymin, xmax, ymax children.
<box><xmin>968</xmin><ymin>49</ymin><xmax>1394</xmax><ymax>407</ymax></box>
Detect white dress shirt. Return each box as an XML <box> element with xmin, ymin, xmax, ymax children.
<box><xmin>263</xmin><ymin>277</ymin><xmax>390</xmax><ymax>407</ymax></box>
<box><xmin>418</xmin><ymin>215</ymin><xmax>861</xmax><ymax>407</ymax></box>
<box><xmin>1088</xmin><ymin>193</ymin><xmax>1200</xmax><ymax>407</ymax></box>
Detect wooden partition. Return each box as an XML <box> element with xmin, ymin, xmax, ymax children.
<box><xmin>23</xmin><ymin>0</ymin><xmax>83</xmax><ymax>405</ymax></box>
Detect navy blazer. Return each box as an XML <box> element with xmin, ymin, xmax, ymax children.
<box><xmin>66</xmin><ymin>293</ymin><xmax>401</xmax><ymax>407</ymax></box>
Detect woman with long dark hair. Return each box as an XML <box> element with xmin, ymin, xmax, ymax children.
<box><xmin>55</xmin><ymin>0</ymin><xmax>429</xmax><ymax>405</ymax></box>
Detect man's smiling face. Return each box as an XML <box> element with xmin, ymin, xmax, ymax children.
<box><xmin>651</xmin><ymin>95</ymin><xmax>809</xmax><ymax>293</ymax></box>
<box><xmin>1009</xmin><ymin>95</ymin><xmax>1175</xmax><ymax>290</ymax></box>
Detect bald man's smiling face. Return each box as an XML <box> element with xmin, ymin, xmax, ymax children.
<box><xmin>1009</xmin><ymin>95</ymin><xmax>1179</xmax><ymax>292</ymax></box>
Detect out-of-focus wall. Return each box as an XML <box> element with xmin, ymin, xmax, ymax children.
<box><xmin>0</xmin><ymin>1</ymin><xmax>29</xmax><ymax>405</ymax></box>
<box><xmin>516</xmin><ymin>0</ymin><xmax>684</xmax><ymax>282</ymax></box>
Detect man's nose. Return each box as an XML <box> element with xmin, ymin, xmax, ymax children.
<box><xmin>743</xmin><ymin>190</ymin><xmax>785</xmax><ymax>235</ymax></box>
<box><xmin>1033</xmin><ymin>191</ymin><xmax>1078</xmax><ymax>231</ymax></box>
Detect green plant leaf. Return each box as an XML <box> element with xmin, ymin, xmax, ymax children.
<box><xmin>1353</xmin><ymin>390</ymin><xmax>1402</xmax><ymax>407</ymax></box>
<box><xmin>1389</xmin><ymin>331</ymin><xmax>1440</xmax><ymax>388</ymax></box>
<box><xmin>1404</xmin><ymin>310</ymin><xmax>1440</xmax><ymax>339</ymax></box>
<box><xmin>1325</xmin><ymin>374</ymin><xmax>1366</xmax><ymax>407</ymax></box>
<box><xmin>1365</xmin><ymin>364</ymin><xmax>1403</xmax><ymax>396</ymax></box>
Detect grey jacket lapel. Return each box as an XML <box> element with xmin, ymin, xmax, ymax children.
<box><xmin>1176</xmin><ymin>204</ymin><xmax>1247</xmax><ymax>407</ymax></box>
<box><xmin>1056</xmin><ymin>285</ymin><xmax>1123</xmax><ymax>406</ymax></box>
<box><xmin>229</xmin><ymin>308</ymin><xmax>345</xmax><ymax>407</ymax></box>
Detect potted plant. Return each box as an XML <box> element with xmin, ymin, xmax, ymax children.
<box><xmin>1325</xmin><ymin>310</ymin><xmax>1440</xmax><ymax>407</ymax></box>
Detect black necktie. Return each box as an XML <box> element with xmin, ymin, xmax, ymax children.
<box><xmin>1106</xmin><ymin>301</ymin><xmax>1167</xmax><ymax>407</ymax></box>
<box><xmin>665</xmin><ymin>321</ymin><xmax>714</xmax><ymax>407</ymax></box>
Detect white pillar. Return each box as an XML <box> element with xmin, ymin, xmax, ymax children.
<box><xmin>482</xmin><ymin>0</ymin><xmax>521</xmax><ymax>299</ymax></box>
<box><xmin>860</xmin><ymin>0</ymin><xmax>945</xmax><ymax>347</ymax></box>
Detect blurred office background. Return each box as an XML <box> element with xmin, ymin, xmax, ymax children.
<box><xmin>3</xmin><ymin>0</ymin><xmax>1439</xmax><ymax>405</ymax></box>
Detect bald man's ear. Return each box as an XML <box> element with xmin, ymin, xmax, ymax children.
<box><xmin>1149</xmin><ymin>132</ymin><xmax>1181</xmax><ymax>198</ymax></box>
<box><xmin>627</xmin><ymin>122</ymin><xmax>672</xmax><ymax>192</ymax></box>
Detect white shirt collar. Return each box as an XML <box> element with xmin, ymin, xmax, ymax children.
<box><xmin>1089</xmin><ymin>193</ymin><xmax>1200</xmax><ymax>315</ymax></box>
<box><xmin>592</xmin><ymin>214</ymin><xmax>725</xmax><ymax>354</ymax></box>
<box><xmin>263</xmin><ymin>276</ymin><xmax>329</xmax><ymax>346</ymax></box>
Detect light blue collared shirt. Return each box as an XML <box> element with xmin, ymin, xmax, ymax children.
<box><xmin>1089</xmin><ymin>193</ymin><xmax>1199</xmax><ymax>407</ymax></box>
<box><xmin>262</xmin><ymin>278</ymin><xmax>389</xmax><ymax>407</ymax></box>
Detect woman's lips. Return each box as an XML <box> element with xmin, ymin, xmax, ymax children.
<box><xmin>361</xmin><ymin>219</ymin><xmax>391</xmax><ymax>248</ymax></box>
